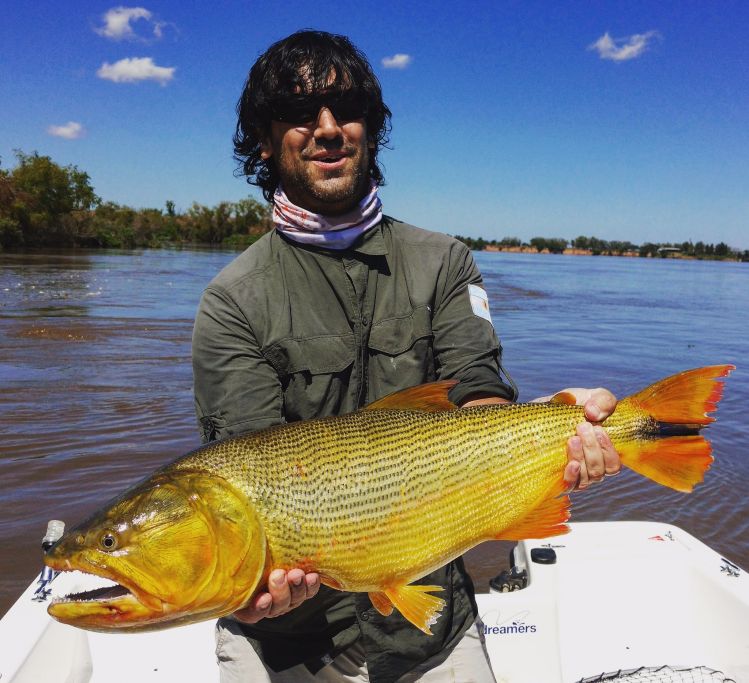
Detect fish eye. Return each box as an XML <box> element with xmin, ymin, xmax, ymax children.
<box><xmin>100</xmin><ymin>532</ymin><xmax>118</xmax><ymax>551</ymax></box>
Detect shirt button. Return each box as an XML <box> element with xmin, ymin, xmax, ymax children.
<box><xmin>360</xmin><ymin>611</ymin><xmax>370</xmax><ymax>621</ymax></box>
<box><xmin>361</xmin><ymin>316</ymin><xmax>369</xmax><ymax>326</ymax></box>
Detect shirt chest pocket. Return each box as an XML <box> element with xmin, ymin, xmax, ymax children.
<box><xmin>367</xmin><ymin>305</ymin><xmax>436</xmax><ymax>398</ymax></box>
<box><xmin>262</xmin><ymin>335</ymin><xmax>356</xmax><ymax>421</ymax></box>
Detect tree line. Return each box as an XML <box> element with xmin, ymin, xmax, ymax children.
<box><xmin>2</xmin><ymin>151</ymin><xmax>745</xmax><ymax>260</ymax></box>
<box><xmin>454</xmin><ymin>234</ymin><xmax>748</xmax><ymax>261</ymax></box>
<box><xmin>0</xmin><ymin>151</ymin><xmax>271</xmax><ymax>249</ymax></box>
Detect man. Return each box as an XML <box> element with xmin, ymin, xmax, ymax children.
<box><xmin>192</xmin><ymin>30</ymin><xmax>620</xmax><ymax>683</ymax></box>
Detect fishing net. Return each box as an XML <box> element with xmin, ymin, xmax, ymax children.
<box><xmin>575</xmin><ymin>666</ymin><xmax>736</xmax><ymax>682</ymax></box>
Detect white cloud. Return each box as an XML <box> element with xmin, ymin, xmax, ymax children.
<box><xmin>381</xmin><ymin>53</ymin><xmax>412</xmax><ymax>69</ymax></box>
<box><xmin>97</xmin><ymin>57</ymin><xmax>175</xmax><ymax>85</ymax></box>
<box><xmin>95</xmin><ymin>6</ymin><xmax>164</xmax><ymax>41</ymax></box>
<box><xmin>47</xmin><ymin>121</ymin><xmax>86</xmax><ymax>139</ymax></box>
<box><xmin>588</xmin><ymin>31</ymin><xmax>660</xmax><ymax>62</ymax></box>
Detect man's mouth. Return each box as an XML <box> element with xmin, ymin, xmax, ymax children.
<box><xmin>309</xmin><ymin>151</ymin><xmax>349</xmax><ymax>170</ymax></box>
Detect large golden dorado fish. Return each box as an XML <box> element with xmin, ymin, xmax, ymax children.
<box><xmin>46</xmin><ymin>365</ymin><xmax>733</xmax><ymax>634</ymax></box>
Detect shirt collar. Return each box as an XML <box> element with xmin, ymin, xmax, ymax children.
<box><xmin>349</xmin><ymin>218</ymin><xmax>389</xmax><ymax>256</ymax></box>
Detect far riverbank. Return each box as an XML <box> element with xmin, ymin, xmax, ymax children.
<box><xmin>481</xmin><ymin>244</ymin><xmax>747</xmax><ymax>261</ymax></box>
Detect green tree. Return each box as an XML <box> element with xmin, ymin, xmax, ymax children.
<box><xmin>545</xmin><ymin>238</ymin><xmax>568</xmax><ymax>254</ymax></box>
<box><xmin>1</xmin><ymin>151</ymin><xmax>99</xmax><ymax>247</ymax></box>
<box><xmin>499</xmin><ymin>236</ymin><xmax>521</xmax><ymax>247</ymax></box>
<box><xmin>232</xmin><ymin>197</ymin><xmax>270</xmax><ymax>235</ymax></box>
<box><xmin>571</xmin><ymin>235</ymin><xmax>590</xmax><ymax>250</ymax></box>
<box><xmin>530</xmin><ymin>237</ymin><xmax>547</xmax><ymax>252</ymax></box>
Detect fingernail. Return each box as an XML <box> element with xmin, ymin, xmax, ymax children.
<box><xmin>271</xmin><ymin>571</ymin><xmax>285</xmax><ymax>587</ymax></box>
<box><xmin>291</xmin><ymin>575</ymin><xmax>303</xmax><ymax>586</ymax></box>
<box><xmin>258</xmin><ymin>595</ymin><xmax>271</xmax><ymax>610</ymax></box>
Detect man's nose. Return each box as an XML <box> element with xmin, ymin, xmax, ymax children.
<box><xmin>314</xmin><ymin>107</ymin><xmax>343</xmax><ymax>139</ymax></box>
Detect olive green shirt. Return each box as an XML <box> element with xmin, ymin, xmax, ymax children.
<box><xmin>192</xmin><ymin>217</ymin><xmax>515</xmax><ymax>683</ymax></box>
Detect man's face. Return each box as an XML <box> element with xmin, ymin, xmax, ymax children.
<box><xmin>262</xmin><ymin>96</ymin><xmax>372</xmax><ymax>216</ymax></box>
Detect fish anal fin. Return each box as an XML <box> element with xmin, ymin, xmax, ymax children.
<box><xmin>493</xmin><ymin>484</ymin><xmax>571</xmax><ymax>541</ymax></box>
<box><xmin>618</xmin><ymin>436</ymin><xmax>713</xmax><ymax>493</ymax></box>
<box><xmin>368</xmin><ymin>591</ymin><xmax>394</xmax><ymax>616</ymax></box>
<box><xmin>550</xmin><ymin>391</ymin><xmax>577</xmax><ymax>405</ymax></box>
<box><xmin>383</xmin><ymin>584</ymin><xmax>446</xmax><ymax>635</ymax></box>
<box><xmin>365</xmin><ymin>381</ymin><xmax>459</xmax><ymax>413</ymax></box>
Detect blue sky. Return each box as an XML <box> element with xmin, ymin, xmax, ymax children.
<box><xmin>2</xmin><ymin>1</ymin><xmax>747</xmax><ymax>248</ymax></box>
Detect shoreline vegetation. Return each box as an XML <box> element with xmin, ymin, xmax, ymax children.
<box><xmin>452</xmin><ymin>235</ymin><xmax>748</xmax><ymax>262</ymax></box>
<box><xmin>0</xmin><ymin>151</ymin><xmax>271</xmax><ymax>251</ymax></box>
<box><xmin>2</xmin><ymin>152</ymin><xmax>746</xmax><ymax>261</ymax></box>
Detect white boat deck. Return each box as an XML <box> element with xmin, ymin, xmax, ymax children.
<box><xmin>2</xmin><ymin>521</ymin><xmax>748</xmax><ymax>682</ymax></box>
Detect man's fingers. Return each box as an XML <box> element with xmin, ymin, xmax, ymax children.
<box><xmin>565</xmin><ymin>434</ymin><xmax>588</xmax><ymax>489</ymax></box>
<box><xmin>584</xmin><ymin>389</ymin><xmax>617</xmax><ymax>422</ymax></box>
<box><xmin>232</xmin><ymin>592</ymin><xmax>272</xmax><ymax>623</ymax></box>
<box><xmin>230</xmin><ymin>569</ymin><xmax>320</xmax><ymax>624</ymax></box>
<box><xmin>595</xmin><ymin>426</ymin><xmax>620</xmax><ymax>476</ymax></box>
<box><xmin>579</xmin><ymin>422</ymin><xmax>605</xmax><ymax>481</ymax></box>
<box><xmin>305</xmin><ymin>572</ymin><xmax>321</xmax><ymax>599</ymax></box>
<box><xmin>287</xmin><ymin>569</ymin><xmax>308</xmax><ymax>609</ymax></box>
<box><xmin>266</xmin><ymin>569</ymin><xmax>292</xmax><ymax>617</ymax></box>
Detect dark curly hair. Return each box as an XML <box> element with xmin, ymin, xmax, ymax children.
<box><xmin>234</xmin><ymin>30</ymin><xmax>392</xmax><ymax>202</ymax></box>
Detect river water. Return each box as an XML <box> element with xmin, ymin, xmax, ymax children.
<box><xmin>1</xmin><ymin>248</ymin><xmax>747</xmax><ymax>617</ymax></box>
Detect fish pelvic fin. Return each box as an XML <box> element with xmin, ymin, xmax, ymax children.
<box><xmin>492</xmin><ymin>481</ymin><xmax>571</xmax><ymax>541</ymax></box>
<box><xmin>368</xmin><ymin>591</ymin><xmax>394</xmax><ymax>617</ymax></box>
<box><xmin>615</xmin><ymin>365</ymin><xmax>734</xmax><ymax>493</ymax></box>
<box><xmin>364</xmin><ymin>381</ymin><xmax>458</xmax><ymax>412</ymax></box>
<box><xmin>383</xmin><ymin>584</ymin><xmax>446</xmax><ymax>635</ymax></box>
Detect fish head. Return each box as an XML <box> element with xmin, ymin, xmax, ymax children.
<box><xmin>45</xmin><ymin>470</ymin><xmax>267</xmax><ymax>631</ymax></box>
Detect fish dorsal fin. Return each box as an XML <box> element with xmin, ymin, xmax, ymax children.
<box><xmin>383</xmin><ymin>584</ymin><xmax>446</xmax><ymax>635</ymax></box>
<box><xmin>550</xmin><ymin>391</ymin><xmax>577</xmax><ymax>405</ymax></box>
<box><xmin>364</xmin><ymin>381</ymin><xmax>459</xmax><ymax>412</ymax></box>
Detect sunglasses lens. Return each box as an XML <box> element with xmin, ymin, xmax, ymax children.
<box><xmin>272</xmin><ymin>102</ymin><xmax>318</xmax><ymax>123</ymax></box>
<box><xmin>271</xmin><ymin>92</ymin><xmax>367</xmax><ymax>124</ymax></box>
<box><xmin>330</xmin><ymin>94</ymin><xmax>368</xmax><ymax>121</ymax></box>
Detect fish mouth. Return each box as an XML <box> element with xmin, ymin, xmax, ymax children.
<box><xmin>54</xmin><ymin>579</ymin><xmax>132</xmax><ymax>604</ymax></box>
<box><xmin>46</xmin><ymin>560</ymin><xmax>165</xmax><ymax>630</ymax></box>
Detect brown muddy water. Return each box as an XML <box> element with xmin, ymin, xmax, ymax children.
<box><xmin>1</xmin><ymin>248</ymin><xmax>748</xmax><ymax>617</ymax></box>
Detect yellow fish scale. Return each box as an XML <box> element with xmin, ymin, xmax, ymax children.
<box><xmin>176</xmin><ymin>401</ymin><xmax>645</xmax><ymax>591</ymax></box>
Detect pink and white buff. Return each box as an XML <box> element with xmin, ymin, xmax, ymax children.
<box><xmin>272</xmin><ymin>181</ymin><xmax>382</xmax><ymax>250</ymax></box>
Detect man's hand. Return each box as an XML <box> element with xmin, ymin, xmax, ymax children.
<box><xmin>550</xmin><ymin>387</ymin><xmax>621</xmax><ymax>490</ymax></box>
<box><xmin>460</xmin><ymin>390</ymin><xmax>620</xmax><ymax>489</ymax></box>
<box><xmin>232</xmin><ymin>568</ymin><xmax>320</xmax><ymax>624</ymax></box>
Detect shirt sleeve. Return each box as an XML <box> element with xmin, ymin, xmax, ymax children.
<box><xmin>192</xmin><ymin>285</ymin><xmax>284</xmax><ymax>442</ymax></box>
<box><xmin>431</xmin><ymin>242</ymin><xmax>517</xmax><ymax>405</ymax></box>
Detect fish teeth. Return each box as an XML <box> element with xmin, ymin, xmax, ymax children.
<box><xmin>47</xmin><ymin>570</ymin><xmax>119</xmax><ymax>601</ymax></box>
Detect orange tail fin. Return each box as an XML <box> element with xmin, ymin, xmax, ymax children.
<box><xmin>627</xmin><ymin>365</ymin><xmax>734</xmax><ymax>425</ymax></box>
<box><xmin>616</xmin><ymin>365</ymin><xmax>734</xmax><ymax>492</ymax></box>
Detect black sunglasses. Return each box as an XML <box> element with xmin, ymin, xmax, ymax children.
<box><xmin>269</xmin><ymin>91</ymin><xmax>369</xmax><ymax>125</ymax></box>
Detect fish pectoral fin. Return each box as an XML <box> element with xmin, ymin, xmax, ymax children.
<box><xmin>384</xmin><ymin>584</ymin><xmax>446</xmax><ymax>635</ymax></box>
<box><xmin>368</xmin><ymin>591</ymin><xmax>394</xmax><ymax>617</ymax></box>
<box><xmin>364</xmin><ymin>381</ymin><xmax>458</xmax><ymax>413</ymax></box>
<box><xmin>550</xmin><ymin>391</ymin><xmax>577</xmax><ymax>405</ymax></box>
<box><xmin>493</xmin><ymin>484</ymin><xmax>571</xmax><ymax>541</ymax></box>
